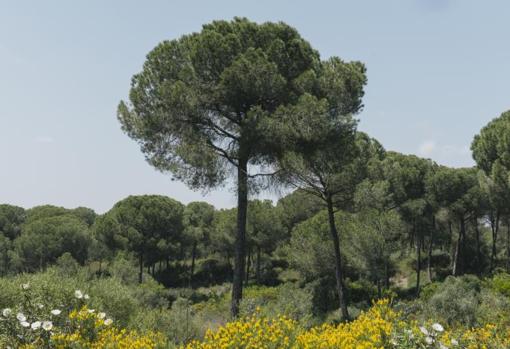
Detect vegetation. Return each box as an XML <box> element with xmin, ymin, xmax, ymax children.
<box><xmin>3</xmin><ymin>17</ymin><xmax>510</xmax><ymax>348</ymax></box>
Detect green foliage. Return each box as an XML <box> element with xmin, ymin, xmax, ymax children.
<box><xmin>490</xmin><ymin>272</ymin><xmax>510</xmax><ymax>297</ymax></box>
<box><xmin>348</xmin><ymin>209</ymin><xmax>403</xmax><ymax>286</ymax></box>
<box><xmin>117</xmin><ymin>17</ymin><xmax>323</xmax><ymax>189</ymax></box>
<box><xmin>282</xmin><ymin>210</ymin><xmax>335</xmax><ymax>280</ymax></box>
<box><xmin>472</xmin><ymin>110</ymin><xmax>510</xmax><ymax>174</ymax></box>
<box><xmin>14</xmin><ymin>215</ymin><xmax>91</xmax><ymax>271</ymax></box>
<box><xmin>276</xmin><ymin>189</ymin><xmax>323</xmax><ymax>234</ymax></box>
<box><xmin>422</xmin><ymin>275</ymin><xmax>510</xmax><ymax>327</ymax></box>
<box><xmin>0</xmin><ymin>204</ymin><xmax>25</xmax><ymax>239</ymax></box>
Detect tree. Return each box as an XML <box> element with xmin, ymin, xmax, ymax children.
<box><xmin>348</xmin><ymin>209</ymin><xmax>403</xmax><ymax>297</ymax></box>
<box><xmin>381</xmin><ymin>152</ymin><xmax>436</xmax><ymax>294</ymax></box>
<box><xmin>0</xmin><ymin>233</ymin><xmax>13</xmax><ymax>275</ymax></box>
<box><xmin>472</xmin><ymin>110</ymin><xmax>510</xmax><ymax>270</ymax></box>
<box><xmin>0</xmin><ymin>204</ymin><xmax>26</xmax><ymax>240</ymax></box>
<box><xmin>426</xmin><ymin>167</ymin><xmax>479</xmax><ymax>276</ymax></box>
<box><xmin>13</xmin><ymin>215</ymin><xmax>91</xmax><ymax>272</ymax></box>
<box><xmin>211</xmin><ymin>208</ymin><xmax>237</xmax><ymax>267</ymax></box>
<box><xmin>276</xmin><ymin>190</ymin><xmax>323</xmax><ymax>235</ymax></box>
<box><xmin>106</xmin><ymin>195</ymin><xmax>184</xmax><ymax>283</ymax></box>
<box><xmin>246</xmin><ymin>200</ymin><xmax>285</xmax><ymax>284</ymax></box>
<box><xmin>25</xmin><ymin>205</ymin><xmax>96</xmax><ymax>226</ymax></box>
<box><xmin>117</xmin><ymin>18</ymin><xmax>330</xmax><ymax>317</ymax></box>
<box><xmin>183</xmin><ymin>201</ymin><xmax>215</xmax><ymax>286</ymax></box>
<box><xmin>283</xmin><ymin>210</ymin><xmax>338</xmax><ymax>281</ymax></box>
<box><xmin>277</xmin><ymin>103</ymin><xmax>380</xmax><ymax>323</ymax></box>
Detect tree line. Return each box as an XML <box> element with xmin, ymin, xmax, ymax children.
<box><xmin>3</xmin><ymin>109</ymin><xmax>510</xmax><ymax>318</ymax></box>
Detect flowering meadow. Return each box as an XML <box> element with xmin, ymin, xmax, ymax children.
<box><xmin>182</xmin><ymin>299</ymin><xmax>510</xmax><ymax>349</ymax></box>
<box><xmin>4</xmin><ymin>282</ymin><xmax>510</xmax><ymax>349</ymax></box>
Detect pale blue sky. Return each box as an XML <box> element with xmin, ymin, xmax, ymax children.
<box><xmin>1</xmin><ymin>0</ymin><xmax>509</xmax><ymax>212</ymax></box>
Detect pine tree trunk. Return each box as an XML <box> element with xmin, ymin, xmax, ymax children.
<box><xmin>453</xmin><ymin>217</ymin><xmax>465</xmax><ymax>276</ymax></box>
<box><xmin>384</xmin><ymin>262</ymin><xmax>390</xmax><ymax>289</ymax></box>
<box><xmin>190</xmin><ymin>241</ymin><xmax>197</xmax><ymax>288</ymax></box>
<box><xmin>245</xmin><ymin>247</ymin><xmax>251</xmax><ymax>285</ymax></box>
<box><xmin>256</xmin><ymin>245</ymin><xmax>262</xmax><ymax>284</ymax></box>
<box><xmin>326</xmin><ymin>194</ymin><xmax>349</xmax><ymax>320</ymax></box>
<box><xmin>506</xmin><ymin>221</ymin><xmax>510</xmax><ymax>272</ymax></box>
<box><xmin>138</xmin><ymin>254</ymin><xmax>143</xmax><ymax>284</ymax></box>
<box><xmin>416</xmin><ymin>228</ymin><xmax>421</xmax><ymax>296</ymax></box>
<box><xmin>490</xmin><ymin>212</ymin><xmax>499</xmax><ymax>272</ymax></box>
<box><xmin>448</xmin><ymin>221</ymin><xmax>454</xmax><ymax>269</ymax></box>
<box><xmin>473</xmin><ymin>216</ymin><xmax>482</xmax><ymax>275</ymax></box>
<box><xmin>231</xmin><ymin>158</ymin><xmax>248</xmax><ymax>318</ymax></box>
<box><xmin>427</xmin><ymin>235</ymin><xmax>433</xmax><ymax>283</ymax></box>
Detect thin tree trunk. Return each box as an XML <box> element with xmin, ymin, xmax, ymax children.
<box><xmin>384</xmin><ymin>262</ymin><xmax>390</xmax><ymax>289</ymax></box>
<box><xmin>245</xmin><ymin>246</ymin><xmax>251</xmax><ymax>285</ymax></box>
<box><xmin>416</xmin><ymin>226</ymin><xmax>421</xmax><ymax>296</ymax></box>
<box><xmin>448</xmin><ymin>221</ymin><xmax>454</xmax><ymax>269</ymax></box>
<box><xmin>490</xmin><ymin>212</ymin><xmax>499</xmax><ymax>272</ymax></box>
<box><xmin>179</xmin><ymin>243</ymin><xmax>185</xmax><ymax>264</ymax></box>
<box><xmin>190</xmin><ymin>241</ymin><xmax>197</xmax><ymax>288</ymax></box>
<box><xmin>326</xmin><ymin>194</ymin><xmax>349</xmax><ymax>320</ymax></box>
<box><xmin>507</xmin><ymin>220</ymin><xmax>510</xmax><ymax>272</ymax></box>
<box><xmin>138</xmin><ymin>254</ymin><xmax>143</xmax><ymax>284</ymax></box>
<box><xmin>453</xmin><ymin>217</ymin><xmax>465</xmax><ymax>276</ymax></box>
<box><xmin>256</xmin><ymin>245</ymin><xmax>261</xmax><ymax>284</ymax></box>
<box><xmin>427</xmin><ymin>216</ymin><xmax>434</xmax><ymax>283</ymax></box>
<box><xmin>231</xmin><ymin>158</ymin><xmax>248</xmax><ymax>318</ymax></box>
<box><xmin>473</xmin><ymin>216</ymin><xmax>482</xmax><ymax>275</ymax></box>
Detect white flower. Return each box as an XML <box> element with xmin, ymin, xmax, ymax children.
<box><xmin>42</xmin><ymin>321</ymin><xmax>53</xmax><ymax>331</ymax></box>
<box><xmin>74</xmin><ymin>290</ymin><xmax>83</xmax><ymax>299</ymax></box>
<box><xmin>425</xmin><ymin>336</ymin><xmax>434</xmax><ymax>344</ymax></box>
<box><xmin>2</xmin><ymin>308</ymin><xmax>12</xmax><ymax>317</ymax></box>
<box><xmin>432</xmin><ymin>323</ymin><xmax>444</xmax><ymax>332</ymax></box>
<box><xmin>87</xmin><ymin>309</ymin><xmax>95</xmax><ymax>313</ymax></box>
<box><xmin>21</xmin><ymin>283</ymin><xmax>30</xmax><ymax>290</ymax></box>
<box><xmin>50</xmin><ymin>309</ymin><xmax>61</xmax><ymax>316</ymax></box>
<box><xmin>20</xmin><ymin>321</ymin><xmax>30</xmax><ymax>328</ymax></box>
<box><xmin>37</xmin><ymin>304</ymin><xmax>44</xmax><ymax>309</ymax></box>
<box><xmin>439</xmin><ymin>343</ymin><xmax>449</xmax><ymax>349</ymax></box>
<box><xmin>419</xmin><ymin>326</ymin><xmax>429</xmax><ymax>336</ymax></box>
<box><xmin>31</xmin><ymin>321</ymin><xmax>41</xmax><ymax>330</ymax></box>
<box><xmin>16</xmin><ymin>312</ymin><xmax>26</xmax><ymax>322</ymax></box>
<box><xmin>84</xmin><ymin>294</ymin><xmax>90</xmax><ymax>300</ymax></box>
<box><xmin>98</xmin><ymin>312</ymin><xmax>106</xmax><ymax>319</ymax></box>
<box><xmin>451</xmin><ymin>339</ymin><xmax>459</xmax><ymax>345</ymax></box>
<box><xmin>104</xmin><ymin>318</ymin><xmax>113</xmax><ymax>326</ymax></box>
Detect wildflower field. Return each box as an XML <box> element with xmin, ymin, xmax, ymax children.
<box><xmin>182</xmin><ymin>299</ymin><xmax>510</xmax><ymax>349</ymax></box>
<box><xmin>3</xmin><ymin>283</ymin><xmax>510</xmax><ymax>349</ymax></box>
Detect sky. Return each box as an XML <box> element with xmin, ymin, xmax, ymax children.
<box><xmin>1</xmin><ymin>0</ymin><xmax>509</xmax><ymax>213</ymax></box>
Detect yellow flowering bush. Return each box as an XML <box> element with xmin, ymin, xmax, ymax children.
<box><xmin>49</xmin><ymin>306</ymin><xmax>167</xmax><ymax>349</ymax></box>
<box><xmin>295</xmin><ymin>299</ymin><xmax>395</xmax><ymax>349</ymax></box>
<box><xmin>181</xmin><ymin>299</ymin><xmax>510</xmax><ymax>349</ymax></box>
<box><xmin>183</xmin><ymin>312</ymin><xmax>298</xmax><ymax>349</ymax></box>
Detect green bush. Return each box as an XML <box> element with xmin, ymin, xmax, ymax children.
<box><xmin>422</xmin><ymin>275</ymin><xmax>510</xmax><ymax>327</ymax></box>
<box><xmin>490</xmin><ymin>272</ymin><xmax>510</xmax><ymax>297</ymax></box>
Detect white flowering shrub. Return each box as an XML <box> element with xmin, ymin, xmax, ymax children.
<box><xmin>0</xmin><ymin>283</ymin><xmax>115</xmax><ymax>348</ymax></box>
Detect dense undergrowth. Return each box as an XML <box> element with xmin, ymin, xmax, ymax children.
<box><xmin>3</xmin><ymin>256</ymin><xmax>510</xmax><ymax>348</ymax></box>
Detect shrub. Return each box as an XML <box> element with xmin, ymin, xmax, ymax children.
<box><xmin>0</xmin><ymin>283</ymin><xmax>167</xmax><ymax>348</ymax></box>
<box><xmin>422</xmin><ymin>275</ymin><xmax>510</xmax><ymax>327</ymax></box>
<box><xmin>490</xmin><ymin>272</ymin><xmax>510</xmax><ymax>297</ymax></box>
